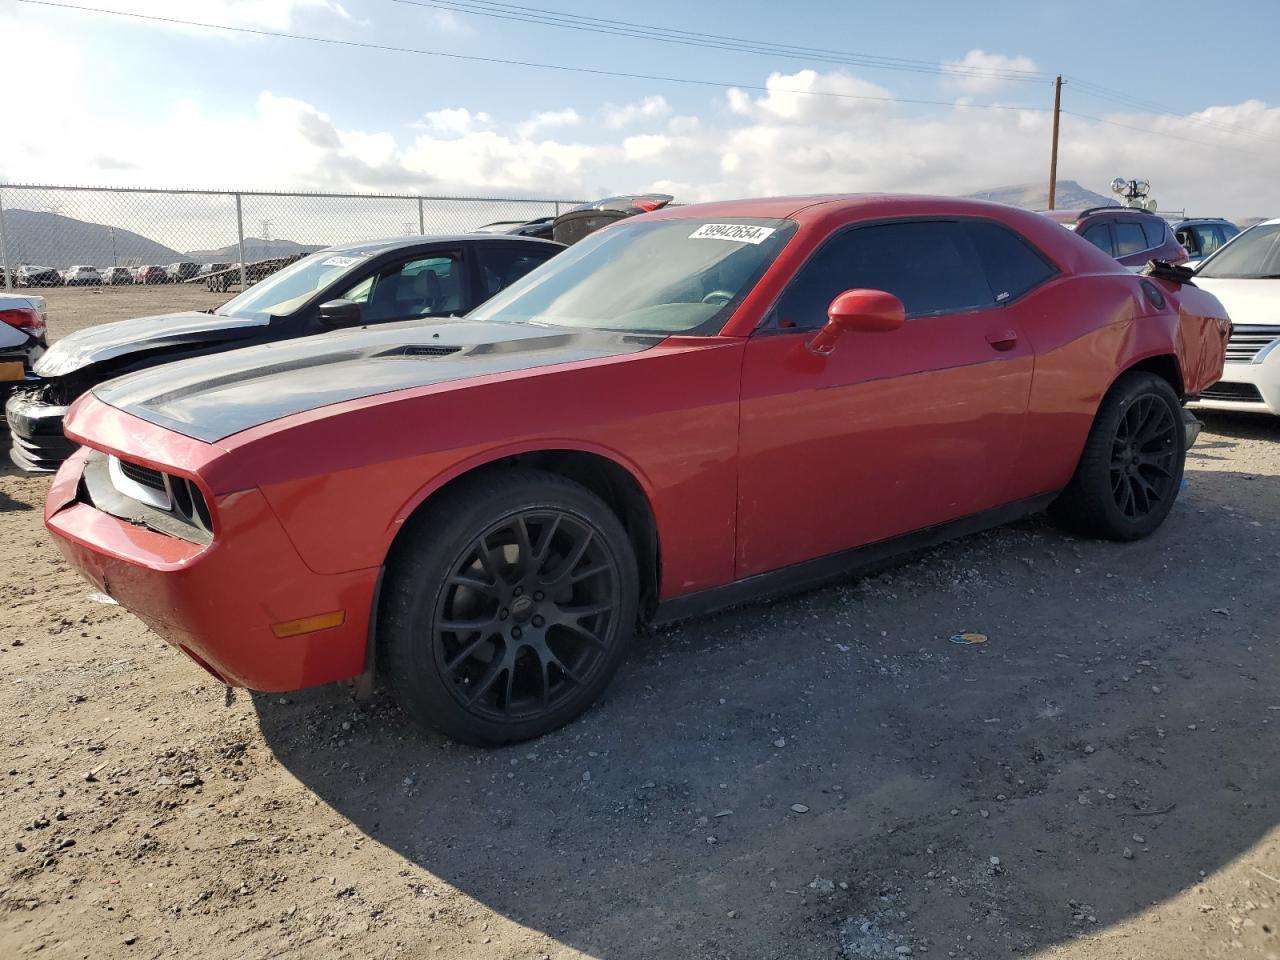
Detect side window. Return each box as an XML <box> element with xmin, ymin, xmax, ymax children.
<box><xmin>1176</xmin><ymin>228</ymin><xmax>1199</xmax><ymax>256</ymax></box>
<box><xmin>343</xmin><ymin>254</ymin><xmax>465</xmax><ymax>322</ymax></box>
<box><xmin>1080</xmin><ymin>223</ymin><xmax>1113</xmax><ymax>256</ymax></box>
<box><xmin>1114</xmin><ymin>221</ymin><xmax>1148</xmax><ymax>257</ymax></box>
<box><xmin>963</xmin><ymin>220</ymin><xmax>1056</xmax><ymax>303</ymax></box>
<box><xmin>1141</xmin><ymin>219</ymin><xmax>1169</xmax><ymax>250</ymax></box>
<box><xmin>476</xmin><ymin>243</ymin><xmax>558</xmax><ymax>300</ymax></box>
<box><xmin>773</xmin><ymin>221</ymin><xmax>992</xmax><ymax>328</ymax></box>
<box><xmin>1198</xmin><ymin>225</ymin><xmax>1226</xmax><ymax>256</ymax></box>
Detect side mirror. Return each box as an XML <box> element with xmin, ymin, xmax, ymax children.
<box><xmin>317</xmin><ymin>298</ymin><xmax>362</xmax><ymax>330</ymax></box>
<box><xmin>807</xmin><ymin>288</ymin><xmax>906</xmax><ymax>356</ymax></box>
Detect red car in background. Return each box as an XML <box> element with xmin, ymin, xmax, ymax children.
<box><xmin>45</xmin><ymin>195</ymin><xmax>1229</xmax><ymax>745</ymax></box>
<box><xmin>1040</xmin><ymin>206</ymin><xmax>1188</xmax><ymax>269</ymax></box>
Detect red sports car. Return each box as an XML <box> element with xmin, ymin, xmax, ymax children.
<box><xmin>45</xmin><ymin>195</ymin><xmax>1229</xmax><ymax>745</ymax></box>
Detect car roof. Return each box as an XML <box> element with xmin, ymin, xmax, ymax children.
<box><xmin>328</xmin><ymin>233</ymin><xmax>565</xmax><ymax>255</ymax></box>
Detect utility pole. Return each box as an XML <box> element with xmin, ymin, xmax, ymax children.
<box><xmin>1047</xmin><ymin>75</ymin><xmax>1063</xmax><ymax>210</ymax></box>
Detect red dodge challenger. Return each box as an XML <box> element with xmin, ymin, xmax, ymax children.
<box><xmin>45</xmin><ymin>196</ymin><xmax>1229</xmax><ymax>745</ymax></box>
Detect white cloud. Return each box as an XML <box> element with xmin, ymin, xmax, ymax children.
<box><xmin>622</xmin><ymin>134</ymin><xmax>671</xmax><ymax>162</ymax></box>
<box><xmin>517</xmin><ymin>108</ymin><xmax>582</xmax><ymax>138</ymax></box>
<box><xmin>668</xmin><ymin>115</ymin><xmax>701</xmax><ymax>135</ymax></box>
<box><xmin>420</xmin><ymin>107</ymin><xmax>491</xmax><ymax>137</ymax></box>
<box><xmin>420</xmin><ymin>8</ymin><xmax>473</xmax><ymax>34</ymax></box>
<box><xmin>1</xmin><ymin>62</ymin><xmax>1276</xmax><ymax>223</ymax></box>
<box><xmin>942</xmin><ymin>49</ymin><xmax>1040</xmax><ymax>93</ymax></box>
<box><xmin>605</xmin><ymin>96</ymin><xmax>672</xmax><ymax>129</ymax></box>
<box><xmin>727</xmin><ymin>69</ymin><xmax>896</xmax><ymax>123</ymax></box>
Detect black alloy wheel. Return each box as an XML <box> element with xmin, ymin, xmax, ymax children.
<box><xmin>1049</xmin><ymin>371</ymin><xmax>1186</xmax><ymax>541</ymax></box>
<box><xmin>434</xmin><ymin>509</ymin><xmax>621</xmax><ymax>723</ymax></box>
<box><xmin>381</xmin><ymin>469</ymin><xmax>638</xmax><ymax>745</ymax></box>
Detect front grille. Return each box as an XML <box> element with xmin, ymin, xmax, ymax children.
<box><xmin>1224</xmin><ymin>325</ymin><xmax>1280</xmax><ymax>364</ymax></box>
<box><xmin>117</xmin><ymin>459</ymin><xmax>166</xmax><ymax>491</ymax></box>
<box><xmin>1200</xmin><ymin>382</ymin><xmax>1264</xmax><ymax>403</ymax></box>
<box><xmin>82</xmin><ymin>453</ymin><xmax>213</xmax><ymax>545</ymax></box>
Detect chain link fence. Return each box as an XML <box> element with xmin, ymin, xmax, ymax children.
<box><xmin>0</xmin><ymin>184</ymin><xmax>579</xmax><ymax>293</ymax></box>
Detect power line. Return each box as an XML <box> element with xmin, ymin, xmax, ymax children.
<box><xmin>393</xmin><ymin>0</ymin><xmax>1280</xmax><ymax>149</ymax></box>
<box><xmin>16</xmin><ymin>0</ymin><xmax>1268</xmax><ymax>159</ymax></box>
<box><xmin>1061</xmin><ymin>110</ymin><xmax>1270</xmax><ymax>158</ymax></box>
<box><xmin>1065</xmin><ymin>78</ymin><xmax>1280</xmax><ymax>146</ymax></box>
<box><xmin>13</xmin><ymin>0</ymin><xmax>1055</xmax><ymax>114</ymax></box>
<box><xmin>392</xmin><ymin>0</ymin><xmax>1054</xmax><ymax>84</ymax></box>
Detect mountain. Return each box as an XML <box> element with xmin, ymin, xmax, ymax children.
<box><xmin>965</xmin><ymin>180</ymin><xmax>1117</xmax><ymax>211</ymax></box>
<box><xmin>183</xmin><ymin>238</ymin><xmax>325</xmax><ymax>264</ymax></box>
<box><xmin>0</xmin><ymin>208</ymin><xmax>182</xmax><ymax>269</ymax></box>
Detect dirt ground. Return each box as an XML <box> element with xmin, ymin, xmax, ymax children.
<box><xmin>1</xmin><ymin>298</ymin><xmax>1279</xmax><ymax>959</ymax></box>
<box><xmin>29</xmin><ymin>286</ymin><xmax>234</xmax><ymax>341</ymax></box>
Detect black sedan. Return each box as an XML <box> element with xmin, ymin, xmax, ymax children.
<box><xmin>5</xmin><ymin>233</ymin><xmax>563</xmax><ymax>470</ymax></box>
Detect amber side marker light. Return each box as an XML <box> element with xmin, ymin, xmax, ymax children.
<box><xmin>271</xmin><ymin>611</ymin><xmax>346</xmax><ymax>639</ymax></box>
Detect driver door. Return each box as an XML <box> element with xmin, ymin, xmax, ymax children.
<box><xmin>735</xmin><ymin>219</ymin><xmax>1036</xmax><ymax>578</ymax></box>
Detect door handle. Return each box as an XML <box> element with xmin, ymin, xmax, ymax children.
<box><xmin>986</xmin><ymin>329</ymin><xmax>1018</xmax><ymax>351</ymax></box>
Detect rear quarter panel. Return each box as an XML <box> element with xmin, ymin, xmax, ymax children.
<box><xmin>1010</xmin><ymin>271</ymin><xmax>1225</xmax><ymax>499</ymax></box>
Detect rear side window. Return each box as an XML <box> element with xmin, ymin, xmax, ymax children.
<box><xmin>1080</xmin><ymin>223</ymin><xmax>1113</xmax><ymax>255</ymax></box>
<box><xmin>963</xmin><ymin>220</ymin><xmax>1056</xmax><ymax>303</ymax></box>
<box><xmin>477</xmin><ymin>243</ymin><xmax>558</xmax><ymax>299</ymax></box>
<box><xmin>1141</xmin><ymin>219</ymin><xmax>1169</xmax><ymax>249</ymax></box>
<box><xmin>774</xmin><ymin>221</ymin><xmax>993</xmax><ymax>327</ymax></box>
<box><xmin>1114</xmin><ymin>221</ymin><xmax>1147</xmax><ymax>257</ymax></box>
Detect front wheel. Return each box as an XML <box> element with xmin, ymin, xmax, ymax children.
<box><xmin>381</xmin><ymin>469</ymin><xmax>638</xmax><ymax>745</ymax></box>
<box><xmin>1049</xmin><ymin>371</ymin><xmax>1186</xmax><ymax>541</ymax></box>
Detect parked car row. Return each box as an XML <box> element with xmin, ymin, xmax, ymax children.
<box><xmin>14</xmin><ymin>194</ymin><xmax>1236</xmax><ymax>748</ymax></box>
<box><xmin>3</xmin><ymin>261</ymin><xmax>234</xmax><ymax>288</ymax></box>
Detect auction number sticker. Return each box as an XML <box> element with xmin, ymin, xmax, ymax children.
<box><xmin>688</xmin><ymin>223</ymin><xmax>777</xmax><ymax>244</ymax></box>
<box><xmin>321</xmin><ymin>255</ymin><xmax>365</xmax><ymax>268</ymax></box>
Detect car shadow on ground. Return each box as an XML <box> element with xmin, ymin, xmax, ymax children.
<box><xmin>253</xmin><ymin>468</ymin><xmax>1280</xmax><ymax>958</ymax></box>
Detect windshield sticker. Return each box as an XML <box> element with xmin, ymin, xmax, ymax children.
<box><xmin>320</xmin><ymin>255</ymin><xmax>366</xmax><ymax>268</ymax></box>
<box><xmin>688</xmin><ymin>223</ymin><xmax>777</xmax><ymax>245</ymax></box>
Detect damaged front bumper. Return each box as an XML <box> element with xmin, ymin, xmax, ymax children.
<box><xmin>5</xmin><ymin>388</ymin><xmax>74</xmax><ymax>471</ymax></box>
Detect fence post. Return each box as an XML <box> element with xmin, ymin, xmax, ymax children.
<box><xmin>0</xmin><ymin>187</ymin><xmax>11</xmax><ymax>291</ymax></box>
<box><xmin>234</xmin><ymin>192</ymin><xmax>247</xmax><ymax>290</ymax></box>
<box><xmin>554</xmin><ymin>201</ymin><xmax>561</xmax><ymax>217</ymax></box>
<box><xmin>417</xmin><ymin>198</ymin><xmax>425</xmax><ymax>235</ymax></box>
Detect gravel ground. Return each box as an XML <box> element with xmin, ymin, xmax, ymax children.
<box><xmin>0</xmin><ymin>295</ymin><xmax>1278</xmax><ymax>959</ymax></box>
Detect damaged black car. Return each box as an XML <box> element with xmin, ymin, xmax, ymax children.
<box><xmin>5</xmin><ymin>233</ymin><xmax>563</xmax><ymax>470</ymax></box>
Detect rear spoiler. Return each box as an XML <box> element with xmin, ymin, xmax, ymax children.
<box><xmin>1141</xmin><ymin>260</ymin><xmax>1196</xmax><ymax>285</ymax></box>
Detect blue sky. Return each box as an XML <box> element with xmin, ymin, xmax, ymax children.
<box><xmin>2</xmin><ymin>0</ymin><xmax>1278</xmax><ymax>216</ymax></box>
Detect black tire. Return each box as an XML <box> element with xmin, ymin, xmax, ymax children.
<box><xmin>1049</xmin><ymin>371</ymin><xmax>1185</xmax><ymax>541</ymax></box>
<box><xmin>380</xmin><ymin>469</ymin><xmax>639</xmax><ymax>746</ymax></box>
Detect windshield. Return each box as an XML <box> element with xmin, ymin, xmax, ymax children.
<box><xmin>468</xmin><ymin>217</ymin><xmax>797</xmax><ymax>334</ymax></box>
<box><xmin>1197</xmin><ymin>223</ymin><xmax>1280</xmax><ymax>279</ymax></box>
<box><xmin>215</xmin><ymin>250</ymin><xmax>370</xmax><ymax>318</ymax></box>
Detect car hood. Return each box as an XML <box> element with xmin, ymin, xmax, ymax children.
<box><xmin>93</xmin><ymin>318</ymin><xmax>661</xmax><ymax>443</ymax></box>
<box><xmin>1192</xmin><ymin>278</ymin><xmax>1280</xmax><ymax>326</ymax></box>
<box><xmin>34</xmin><ymin>310</ymin><xmax>268</xmax><ymax>377</ymax></box>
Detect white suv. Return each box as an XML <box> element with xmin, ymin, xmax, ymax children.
<box><xmin>1191</xmin><ymin>218</ymin><xmax>1280</xmax><ymax>415</ymax></box>
<box><xmin>63</xmin><ymin>265</ymin><xmax>102</xmax><ymax>286</ymax></box>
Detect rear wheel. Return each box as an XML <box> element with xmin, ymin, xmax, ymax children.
<box><xmin>381</xmin><ymin>469</ymin><xmax>638</xmax><ymax>745</ymax></box>
<box><xmin>1049</xmin><ymin>371</ymin><xmax>1185</xmax><ymax>541</ymax></box>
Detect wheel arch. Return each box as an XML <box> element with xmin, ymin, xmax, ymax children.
<box><xmin>384</xmin><ymin>445</ymin><xmax>662</xmax><ymax>617</ymax></box>
<box><xmin>1109</xmin><ymin>351</ymin><xmax>1185</xmax><ymax>400</ymax></box>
